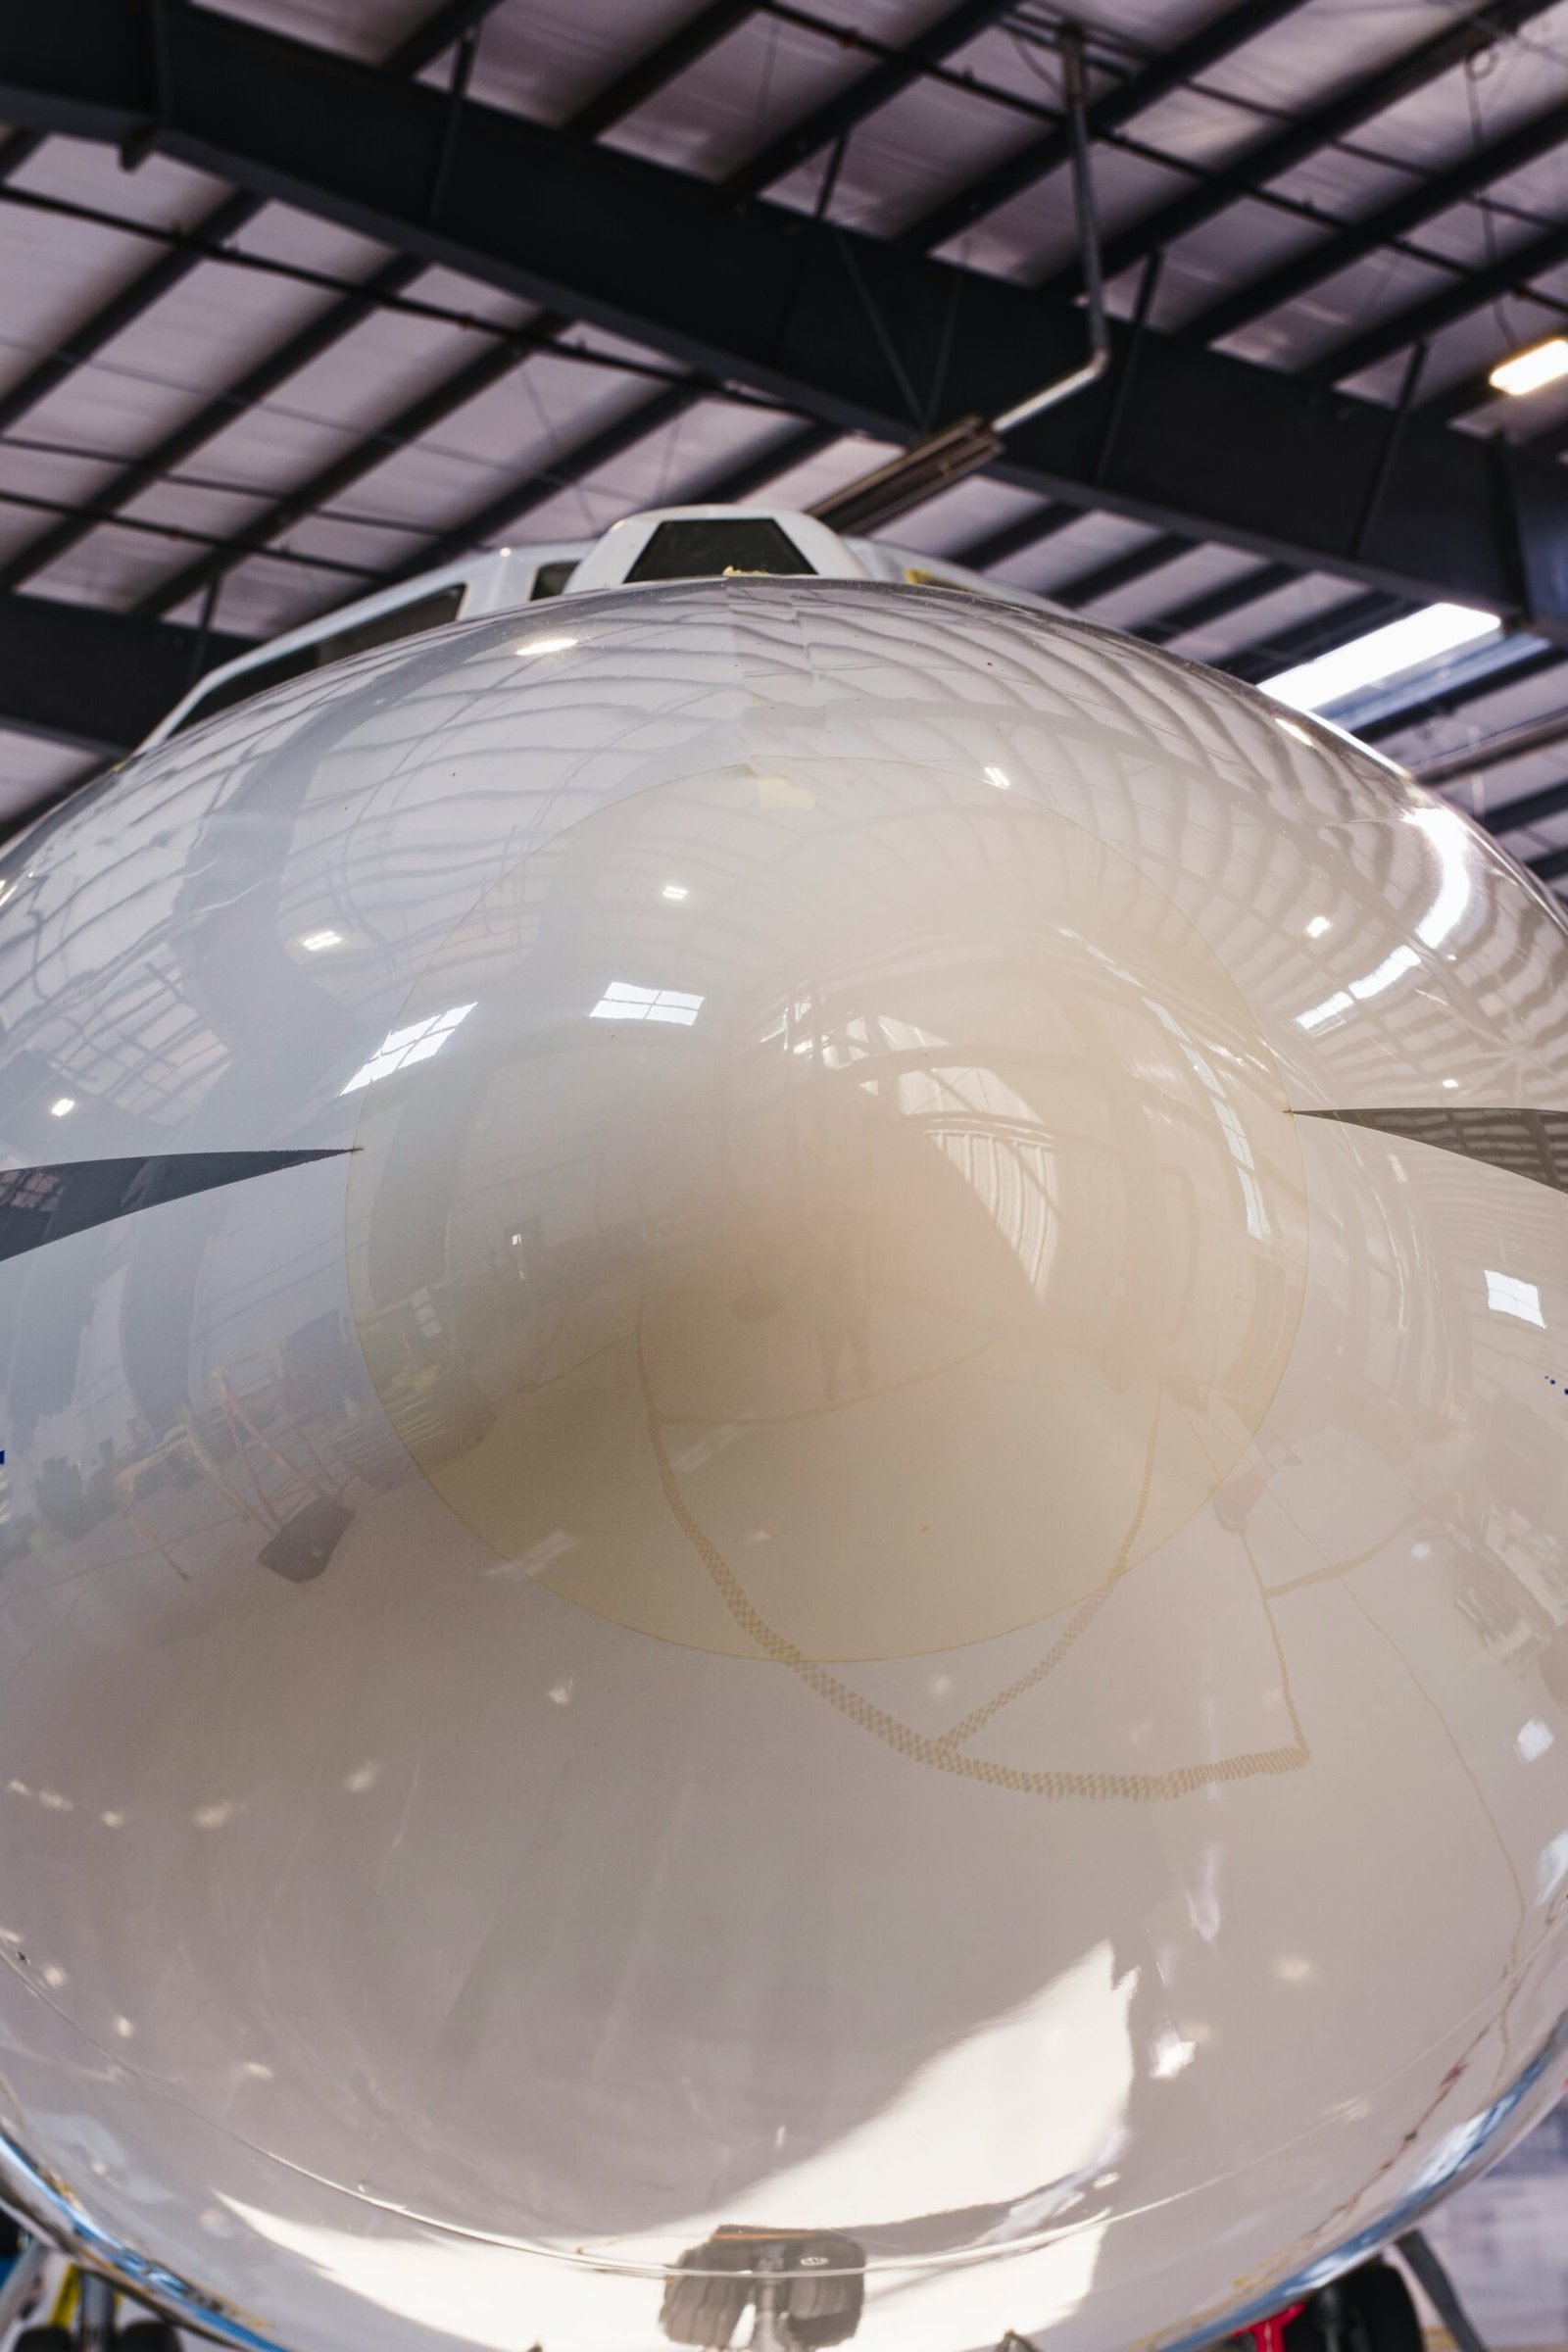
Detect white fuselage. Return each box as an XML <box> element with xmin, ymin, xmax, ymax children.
<box><xmin>0</xmin><ymin>574</ymin><xmax>1565</xmax><ymax>2352</ymax></box>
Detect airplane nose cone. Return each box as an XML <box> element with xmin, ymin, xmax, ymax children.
<box><xmin>347</xmin><ymin>759</ymin><xmax>1309</xmax><ymax>1676</ymax></box>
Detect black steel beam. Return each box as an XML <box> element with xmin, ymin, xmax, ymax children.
<box><xmin>1184</xmin><ymin>93</ymin><xmax>1568</xmax><ymax>351</ymax></box>
<box><xmin>1358</xmin><ymin>643</ymin><xmax>1567</xmax><ymax>740</ymax></box>
<box><xmin>1221</xmin><ymin>589</ymin><xmax>1410</xmax><ymax>685</ymax></box>
<box><xmin>1478</xmin><ymin>774</ymin><xmax>1568</xmax><ymax>836</ymax></box>
<box><xmin>1137</xmin><ymin>560</ymin><xmax>1295</xmax><ymax>646</ymax></box>
<box><xmin>907</xmin><ymin>0</ymin><xmax>1309</xmax><ymax>254</ymax></box>
<box><xmin>0</xmin><ymin>254</ymin><xmax>425</xmax><ymax>594</ymax></box>
<box><xmin>0</xmin><ymin>0</ymin><xmax>774</xmax><ymax>602</ymax></box>
<box><xmin>217</xmin><ymin>1</ymin><xmax>1016</xmax><ymax>602</ymax></box>
<box><xmin>729</xmin><ymin>0</ymin><xmax>1016</xmax><ymax>200</ymax></box>
<box><xmin>566</xmin><ymin>0</ymin><xmax>758</xmax><ymax>140</ymax></box>
<box><xmin>144</xmin><ymin>337</ymin><xmax>530</xmax><ymax>616</ymax></box>
<box><xmin>0</xmin><ymin>591</ymin><xmax>250</xmax><ymax>756</ymax></box>
<box><xmin>5</xmin><ymin>3</ymin><xmax>1566</xmax><ymax>635</ymax></box>
<box><xmin>1038</xmin><ymin>0</ymin><xmax>1556</xmax><ymax>303</ymax></box>
<box><xmin>1305</xmin><ymin>213</ymin><xmax>1568</xmax><ymax>391</ymax></box>
<box><xmin>952</xmin><ymin>506</ymin><xmax>1077</xmax><ymax>571</ymax></box>
<box><xmin>379</xmin><ymin>383</ymin><xmax>697</xmax><ymax>589</ymax></box>
<box><xmin>1054</xmin><ymin>531</ymin><xmax>1189</xmax><ymax>610</ymax></box>
<box><xmin>0</xmin><ymin>0</ymin><xmax>510</xmax><ymax>446</ymax></box>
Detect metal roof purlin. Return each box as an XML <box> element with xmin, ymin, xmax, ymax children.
<box><xmin>1183</xmin><ymin>91</ymin><xmax>1568</xmax><ymax>352</ymax></box>
<box><xmin>904</xmin><ymin>0</ymin><xmax>1312</xmax><ymax>255</ymax></box>
<box><xmin>1035</xmin><ymin>0</ymin><xmax>1559</xmax><ymax>305</ymax></box>
<box><xmin>5</xmin><ymin>1</ymin><xmax>1568</xmax><ymax>636</ymax></box>
<box><xmin>130</xmin><ymin>0</ymin><xmax>1019</xmax><ymax>615</ymax></box>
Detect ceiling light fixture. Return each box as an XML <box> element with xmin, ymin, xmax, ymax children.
<box><xmin>1489</xmin><ymin>337</ymin><xmax>1568</xmax><ymax>398</ymax></box>
<box><xmin>1262</xmin><ymin>604</ymin><xmax>1499</xmax><ymax>713</ymax></box>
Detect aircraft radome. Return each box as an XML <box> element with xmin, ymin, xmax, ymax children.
<box><xmin>0</xmin><ymin>506</ymin><xmax>1564</xmax><ymax>2352</ymax></box>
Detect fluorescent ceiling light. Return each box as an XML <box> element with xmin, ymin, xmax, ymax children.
<box><xmin>49</xmin><ymin>1097</ymin><xmax>74</xmax><ymax>1117</ymax></box>
<box><xmin>515</xmin><ymin>635</ymin><xmax>576</xmax><ymax>658</ymax></box>
<box><xmin>1263</xmin><ymin>604</ymin><xmax>1498</xmax><ymax>713</ymax></box>
<box><xmin>983</xmin><ymin>765</ymin><xmax>1011</xmax><ymax>790</ymax></box>
<box><xmin>662</xmin><ymin>883</ymin><xmax>688</xmax><ymax>902</ymax></box>
<box><xmin>340</xmin><ymin>1004</ymin><xmax>474</xmax><ymax>1093</ymax></box>
<box><xmin>1490</xmin><ymin>338</ymin><xmax>1568</xmax><ymax>398</ymax></box>
<box><xmin>299</xmin><ymin>927</ymin><xmax>342</xmax><ymax>953</ymax></box>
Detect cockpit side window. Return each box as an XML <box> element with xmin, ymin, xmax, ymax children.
<box><xmin>170</xmin><ymin>582</ymin><xmax>466</xmax><ymax>739</ymax></box>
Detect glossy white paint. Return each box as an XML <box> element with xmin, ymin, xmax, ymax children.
<box><xmin>1</xmin><ymin>579</ymin><xmax>1568</xmax><ymax>2352</ymax></box>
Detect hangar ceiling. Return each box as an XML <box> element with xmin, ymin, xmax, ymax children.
<box><xmin>6</xmin><ymin>0</ymin><xmax>1568</xmax><ymax>883</ymax></box>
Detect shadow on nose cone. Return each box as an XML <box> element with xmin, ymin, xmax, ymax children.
<box><xmin>346</xmin><ymin>759</ymin><xmax>1309</xmax><ymax>1673</ymax></box>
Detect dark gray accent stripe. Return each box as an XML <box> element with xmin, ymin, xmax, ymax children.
<box><xmin>0</xmin><ymin>1151</ymin><xmax>347</xmax><ymax>1262</ymax></box>
<box><xmin>1301</xmin><ymin>1107</ymin><xmax>1568</xmax><ymax>1196</ymax></box>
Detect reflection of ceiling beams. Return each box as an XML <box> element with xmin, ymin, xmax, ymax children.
<box><xmin>7</xmin><ymin>5</ymin><xmax>1568</xmax><ymax>643</ymax></box>
<box><xmin>0</xmin><ymin>592</ymin><xmax>250</xmax><ymax>758</ymax></box>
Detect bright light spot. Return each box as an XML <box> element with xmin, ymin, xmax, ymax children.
<box><xmin>343</xmin><ymin>1762</ymin><xmax>380</xmax><ymax>1794</ymax></box>
<box><xmin>1442</xmin><ymin>1076</ymin><xmax>1459</xmax><ymax>1090</ymax></box>
<box><xmin>1273</xmin><ymin>1955</ymin><xmax>1315</xmax><ymax>1985</ymax></box>
<box><xmin>1305</xmin><ymin>915</ymin><xmax>1332</xmax><ymax>939</ymax></box>
<box><xmin>984</xmin><ymin>765</ymin><xmax>1011</xmax><ymax>790</ymax></box>
<box><xmin>548</xmin><ymin>1679</ymin><xmax>573</xmax><ymax>1706</ymax></box>
<box><xmin>661</xmin><ymin>883</ymin><xmax>689</xmax><ymax>902</ymax></box>
<box><xmin>1538</xmin><ymin>1830</ymin><xmax>1568</xmax><ymax>1899</ymax></box>
<box><xmin>1409</xmin><ymin>807</ymin><xmax>1472</xmax><ymax>949</ymax></box>
<box><xmin>242</xmin><ymin>2061</ymin><xmax>273</xmax><ymax>2079</ymax></box>
<box><xmin>515</xmin><ymin>635</ymin><xmax>576</xmax><ymax>658</ymax></box>
<box><xmin>40</xmin><ymin>1963</ymin><xmax>66</xmax><ymax>1988</ymax></box>
<box><xmin>1490</xmin><ymin>337</ymin><xmax>1568</xmax><ymax>398</ymax></box>
<box><xmin>113</xmin><ymin>2015</ymin><xmax>134</xmax><ymax>2039</ymax></box>
<box><xmin>36</xmin><ymin>1790</ymin><xmax>71</xmax><ymax>1812</ymax></box>
<box><xmin>1150</xmin><ymin>2031</ymin><xmax>1197</xmax><ymax>2079</ymax></box>
<box><xmin>341</xmin><ymin>1003</ymin><xmax>474</xmax><ymax>1093</ymax></box>
<box><xmin>1297</xmin><ymin>943</ymin><xmax>1419</xmax><ymax>1030</ymax></box>
<box><xmin>49</xmin><ymin>1098</ymin><xmax>74</xmax><ymax>1117</ymax></box>
<box><xmin>1263</xmin><ymin>604</ymin><xmax>1499</xmax><ymax>712</ymax></box>
<box><xmin>1518</xmin><ymin>1719</ymin><xmax>1554</xmax><ymax>1762</ymax></box>
<box><xmin>1487</xmin><ymin>1270</ymin><xmax>1544</xmax><ymax>1327</ymax></box>
<box><xmin>193</xmin><ymin>1801</ymin><xmax>235</xmax><ymax>1830</ymax></box>
<box><xmin>6</xmin><ymin>1783</ymin><xmax>27</xmax><ymax>1798</ymax></box>
<box><xmin>1275</xmin><ymin>716</ymin><xmax>1313</xmax><ymax>746</ymax></box>
<box><xmin>100</xmin><ymin>1811</ymin><xmax>123</xmax><ymax>1829</ymax></box>
<box><xmin>299</xmin><ymin>928</ymin><xmax>342</xmax><ymax>954</ymax></box>
<box><xmin>589</xmin><ymin>981</ymin><xmax>704</xmax><ymax>1026</ymax></box>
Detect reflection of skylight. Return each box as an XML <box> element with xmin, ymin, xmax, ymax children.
<box><xmin>590</xmin><ymin>982</ymin><xmax>704</xmax><ymax>1026</ymax></box>
<box><xmin>1263</xmin><ymin>605</ymin><xmax>1498</xmax><ymax>712</ymax></box>
<box><xmin>1298</xmin><ymin>943</ymin><xmax>1419</xmax><ymax>1031</ymax></box>
<box><xmin>49</xmin><ymin>1097</ymin><xmax>74</xmax><ymax>1117</ymax></box>
<box><xmin>1408</xmin><ymin>807</ymin><xmax>1471</xmax><ymax>950</ymax></box>
<box><xmin>340</xmin><ymin>1004</ymin><xmax>474</xmax><ymax>1093</ymax></box>
<box><xmin>1486</xmin><ymin>1271</ymin><xmax>1544</xmax><ymax>1328</ymax></box>
<box><xmin>299</xmin><ymin>927</ymin><xmax>342</xmax><ymax>953</ymax></box>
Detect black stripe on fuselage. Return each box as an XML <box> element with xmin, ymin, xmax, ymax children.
<box><xmin>0</xmin><ymin>1151</ymin><xmax>347</xmax><ymax>1263</ymax></box>
<box><xmin>1300</xmin><ymin>1107</ymin><xmax>1568</xmax><ymax>1197</ymax></box>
